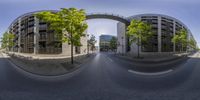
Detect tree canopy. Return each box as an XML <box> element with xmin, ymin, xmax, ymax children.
<box><xmin>1</xmin><ymin>32</ymin><xmax>15</xmax><ymax>50</ymax></box>
<box><xmin>188</xmin><ymin>38</ymin><xmax>196</xmax><ymax>50</ymax></box>
<box><xmin>110</xmin><ymin>37</ymin><xmax>117</xmax><ymax>51</ymax></box>
<box><xmin>127</xmin><ymin>20</ymin><xmax>153</xmax><ymax>46</ymax></box>
<box><xmin>172</xmin><ymin>29</ymin><xmax>188</xmax><ymax>51</ymax></box>
<box><xmin>127</xmin><ymin>19</ymin><xmax>153</xmax><ymax>58</ymax></box>
<box><xmin>35</xmin><ymin>8</ymin><xmax>88</xmax><ymax>64</ymax></box>
<box><xmin>35</xmin><ymin>8</ymin><xmax>88</xmax><ymax>46</ymax></box>
<box><xmin>88</xmin><ymin>34</ymin><xmax>97</xmax><ymax>51</ymax></box>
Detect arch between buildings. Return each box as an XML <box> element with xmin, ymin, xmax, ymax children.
<box><xmin>86</xmin><ymin>13</ymin><xmax>131</xmax><ymax>53</ymax></box>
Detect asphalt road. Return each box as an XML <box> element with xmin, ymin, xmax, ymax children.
<box><xmin>0</xmin><ymin>52</ymin><xmax>200</xmax><ymax>100</ymax></box>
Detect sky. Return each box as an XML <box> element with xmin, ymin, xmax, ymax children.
<box><xmin>0</xmin><ymin>0</ymin><xmax>200</xmax><ymax>47</ymax></box>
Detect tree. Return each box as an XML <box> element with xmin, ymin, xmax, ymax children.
<box><xmin>127</xmin><ymin>20</ymin><xmax>153</xmax><ymax>58</ymax></box>
<box><xmin>87</xmin><ymin>34</ymin><xmax>96</xmax><ymax>53</ymax></box>
<box><xmin>110</xmin><ymin>37</ymin><xmax>117</xmax><ymax>52</ymax></box>
<box><xmin>1</xmin><ymin>32</ymin><xmax>15</xmax><ymax>51</ymax></box>
<box><xmin>172</xmin><ymin>29</ymin><xmax>188</xmax><ymax>52</ymax></box>
<box><xmin>188</xmin><ymin>38</ymin><xmax>196</xmax><ymax>50</ymax></box>
<box><xmin>35</xmin><ymin>8</ymin><xmax>88</xmax><ymax>64</ymax></box>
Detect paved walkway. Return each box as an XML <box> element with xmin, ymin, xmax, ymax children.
<box><xmin>7</xmin><ymin>52</ymin><xmax>91</xmax><ymax>59</ymax></box>
<box><xmin>116</xmin><ymin>52</ymin><xmax>190</xmax><ymax>63</ymax></box>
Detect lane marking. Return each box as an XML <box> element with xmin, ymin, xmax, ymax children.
<box><xmin>128</xmin><ymin>69</ymin><xmax>173</xmax><ymax>76</ymax></box>
<box><xmin>106</xmin><ymin>56</ymin><xmax>113</xmax><ymax>62</ymax></box>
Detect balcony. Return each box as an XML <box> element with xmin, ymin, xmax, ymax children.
<box><xmin>39</xmin><ymin>22</ymin><xmax>46</xmax><ymax>25</ymax></box>
<box><xmin>28</xmin><ymin>27</ymin><xmax>34</xmax><ymax>34</ymax></box>
<box><xmin>152</xmin><ymin>24</ymin><xmax>158</xmax><ymax>27</ymax></box>
<box><xmin>39</xmin><ymin>25</ymin><xmax>47</xmax><ymax>32</ymax></box>
<box><xmin>39</xmin><ymin>35</ymin><xmax>47</xmax><ymax>41</ymax></box>
<box><xmin>28</xmin><ymin>22</ymin><xmax>34</xmax><ymax>27</ymax></box>
<box><xmin>28</xmin><ymin>16</ymin><xmax>34</xmax><ymax>21</ymax></box>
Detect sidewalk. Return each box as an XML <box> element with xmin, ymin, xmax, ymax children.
<box><xmin>116</xmin><ymin>52</ymin><xmax>189</xmax><ymax>64</ymax></box>
<box><xmin>6</xmin><ymin>52</ymin><xmax>95</xmax><ymax>76</ymax></box>
<box><xmin>7</xmin><ymin>52</ymin><xmax>90</xmax><ymax>60</ymax></box>
<box><xmin>114</xmin><ymin>52</ymin><xmax>190</xmax><ymax>73</ymax></box>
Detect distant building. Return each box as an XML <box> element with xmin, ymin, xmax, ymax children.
<box><xmin>99</xmin><ymin>35</ymin><xmax>116</xmax><ymax>51</ymax></box>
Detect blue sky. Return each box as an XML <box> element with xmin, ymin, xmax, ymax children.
<box><xmin>0</xmin><ymin>0</ymin><xmax>200</xmax><ymax>47</ymax></box>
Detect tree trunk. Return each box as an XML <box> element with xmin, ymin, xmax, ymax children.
<box><xmin>181</xmin><ymin>44</ymin><xmax>183</xmax><ymax>53</ymax></box>
<box><xmin>71</xmin><ymin>33</ymin><xmax>74</xmax><ymax>64</ymax></box>
<box><xmin>87</xmin><ymin>42</ymin><xmax>89</xmax><ymax>55</ymax></box>
<box><xmin>137</xmin><ymin>37</ymin><xmax>140</xmax><ymax>58</ymax></box>
<box><xmin>71</xmin><ymin>44</ymin><xmax>74</xmax><ymax>64</ymax></box>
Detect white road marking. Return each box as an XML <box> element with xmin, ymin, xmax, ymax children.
<box><xmin>107</xmin><ymin>56</ymin><xmax>113</xmax><ymax>62</ymax></box>
<box><xmin>128</xmin><ymin>69</ymin><xmax>173</xmax><ymax>76</ymax></box>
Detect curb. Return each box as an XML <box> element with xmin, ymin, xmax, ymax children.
<box><xmin>128</xmin><ymin>69</ymin><xmax>173</xmax><ymax>76</ymax></box>
<box><xmin>1</xmin><ymin>53</ymin><xmax>93</xmax><ymax>82</ymax></box>
<box><xmin>113</xmin><ymin>54</ymin><xmax>189</xmax><ymax>73</ymax></box>
<box><xmin>116</xmin><ymin>54</ymin><xmax>185</xmax><ymax>64</ymax></box>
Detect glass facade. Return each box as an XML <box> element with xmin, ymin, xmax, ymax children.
<box><xmin>99</xmin><ymin>35</ymin><xmax>115</xmax><ymax>51</ymax></box>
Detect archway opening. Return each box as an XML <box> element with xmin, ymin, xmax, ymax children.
<box><xmin>85</xmin><ymin>13</ymin><xmax>130</xmax><ymax>53</ymax></box>
<box><xmin>86</xmin><ymin>19</ymin><xmax>118</xmax><ymax>52</ymax></box>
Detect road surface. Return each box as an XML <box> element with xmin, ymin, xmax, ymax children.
<box><xmin>0</xmin><ymin>52</ymin><xmax>200</xmax><ymax>100</ymax></box>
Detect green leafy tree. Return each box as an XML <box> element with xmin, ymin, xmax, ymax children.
<box><xmin>1</xmin><ymin>32</ymin><xmax>15</xmax><ymax>51</ymax></box>
<box><xmin>36</xmin><ymin>8</ymin><xmax>88</xmax><ymax>64</ymax></box>
<box><xmin>127</xmin><ymin>20</ymin><xmax>153</xmax><ymax>58</ymax></box>
<box><xmin>188</xmin><ymin>38</ymin><xmax>196</xmax><ymax>50</ymax></box>
<box><xmin>87</xmin><ymin>34</ymin><xmax>96</xmax><ymax>53</ymax></box>
<box><xmin>172</xmin><ymin>29</ymin><xmax>188</xmax><ymax>52</ymax></box>
<box><xmin>110</xmin><ymin>37</ymin><xmax>117</xmax><ymax>52</ymax></box>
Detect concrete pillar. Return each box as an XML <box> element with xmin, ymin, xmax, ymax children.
<box><xmin>122</xmin><ymin>25</ymin><xmax>126</xmax><ymax>54</ymax></box>
<box><xmin>18</xmin><ymin>18</ymin><xmax>21</xmax><ymax>53</ymax></box>
<box><xmin>173</xmin><ymin>21</ymin><xmax>176</xmax><ymax>52</ymax></box>
<box><xmin>117</xmin><ymin>22</ymin><xmax>126</xmax><ymax>54</ymax></box>
<box><xmin>158</xmin><ymin>16</ymin><xmax>162</xmax><ymax>52</ymax></box>
<box><xmin>34</xmin><ymin>16</ymin><xmax>39</xmax><ymax>54</ymax></box>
